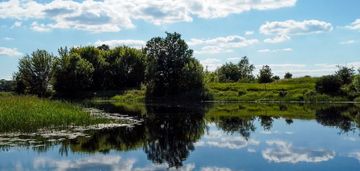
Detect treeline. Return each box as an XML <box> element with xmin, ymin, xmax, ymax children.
<box><xmin>14</xmin><ymin>32</ymin><xmax>208</xmax><ymax>100</ymax></box>
<box><xmin>205</xmin><ymin>56</ymin><xmax>293</xmax><ymax>83</ymax></box>
<box><xmin>315</xmin><ymin>66</ymin><xmax>360</xmax><ymax>100</ymax></box>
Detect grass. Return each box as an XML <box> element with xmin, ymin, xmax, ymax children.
<box><xmin>107</xmin><ymin>77</ymin><xmax>351</xmax><ymax>102</ymax></box>
<box><xmin>208</xmin><ymin>77</ymin><xmax>350</xmax><ymax>102</ymax></box>
<box><xmin>0</xmin><ymin>93</ymin><xmax>112</xmax><ymax>133</ymax></box>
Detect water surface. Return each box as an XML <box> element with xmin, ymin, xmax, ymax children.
<box><xmin>1</xmin><ymin>102</ymin><xmax>360</xmax><ymax>171</ymax></box>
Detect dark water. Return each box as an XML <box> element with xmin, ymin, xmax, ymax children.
<box><xmin>1</xmin><ymin>102</ymin><xmax>360</xmax><ymax>171</ymax></box>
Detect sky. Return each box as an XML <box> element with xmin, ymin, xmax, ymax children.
<box><xmin>0</xmin><ymin>0</ymin><xmax>360</xmax><ymax>79</ymax></box>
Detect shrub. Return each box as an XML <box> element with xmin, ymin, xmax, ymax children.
<box><xmin>315</xmin><ymin>75</ymin><xmax>342</xmax><ymax>95</ymax></box>
<box><xmin>258</xmin><ymin>65</ymin><xmax>273</xmax><ymax>83</ymax></box>
<box><xmin>284</xmin><ymin>72</ymin><xmax>293</xmax><ymax>79</ymax></box>
<box><xmin>335</xmin><ymin>66</ymin><xmax>355</xmax><ymax>85</ymax></box>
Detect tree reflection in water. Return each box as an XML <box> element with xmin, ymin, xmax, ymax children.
<box><xmin>143</xmin><ymin>103</ymin><xmax>207</xmax><ymax>168</ymax></box>
<box><xmin>2</xmin><ymin>103</ymin><xmax>360</xmax><ymax>169</ymax></box>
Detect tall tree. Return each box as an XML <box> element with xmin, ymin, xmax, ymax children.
<box><xmin>258</xmin><ymin>65</ymin><xmax>273</xmax><ymax>83</ymax></box>
<box><xmin>53</xmin><ymin>47</ymin><xmax>94</xmax><ymax>96</ymax></box>
<box><xmin>144</xmin><ymin>32</ymin><xmax>205</xmax><ymax>99</ymax></box>
<box><xmin>105</xmin><ymin>46</ymin><xmax>146</xmax><ymax>89</ymax></box>
<box><xmin>16</xmin><ymin>50</ymin><xmax>55</xmax><ymax>97</ymax></box>
<box><xmin>238</xmin><ymin>56</ymin><xmax>255</xmax><ymax>81</ymax></box>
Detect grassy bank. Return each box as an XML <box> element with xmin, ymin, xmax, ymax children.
<box><xmin>0</xmin><ymin>93</ymin><xmax>111</xmax><ymax>132</ymax></box>
<box><xmin>108</xmin><ymin>77</ymin><xmax>351</xmax><ymax>102</ymax></box>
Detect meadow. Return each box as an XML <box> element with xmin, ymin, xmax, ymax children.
<box><xmin>110</xmin><ymin>77</ymin><xmax>350</xmax><ymax>102</ymax></box>
<box><xmin>0</xmin><ymin>92</ymin><xmax>112</xmax><ymax>132</ymax></box>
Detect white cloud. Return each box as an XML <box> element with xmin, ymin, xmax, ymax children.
<box><xmin>94</xmin><ymin>40</ymin><xmax>146</xmax><ymax>49</ymax></box>
<box><xmin>196</xmin><ymin>130</ymin><xmax>259</xmax><ymax>149</ymax></box>
<box><xmin>0</xmin><ymin>47</ymin><xmax>22</xmax><ymax>57</ymax></box>
<box><xmin>339</xmin><ymin>40</ymin><xmax>356</xmax><ymax>45</ymax></box>
<box><xmin>33</xmin><ymin>155</ymin><xmax>196</xmax><ymax>171</ymax></box>
<box><xmin>245</xmin><ymin>31</ymin><xmax>254</xmax><ymax>36</ymax></box>
<box><xmin>11</xmin><ymin>21</ymin><xmax>22</xmax><ymax>28</ymax></box>
<box><xmin>201</xmin><ymin>167</ymin><xmax>232</xmax><ymax>171</ymax></box>
<box><xmin>260</xmin><ymin>20</ymin><xmax>333</xmax><ymax>43</ymax></box>
<box><xmin>34</xmin><ymin>155</ymin><xmax>135</xmax><ymax>171</ymax></box>
<box><xmin>348</xmin><ymin>151</ymin><xmax>360</xmax><ymax>162</ymax></box>
<box><xmin>257</xmin><ymin>48</ymin><xmax>293</xmax><ymax>53</ymax></box>
<box><xmin>200</xmin><ymin>58</ymin><xmax>222</xmax><ymax>71</ymax></box>
<box><xmin>189</xmin><ymin>35</ymin><xmax>258</xmax><ymax>54</ymax></box>
<box><xmin>346</xmin><ymin>19</ymin><xmax>360</xmax><ymax>31</ymax></box>
<box><xmin>0</xmin><ymin>0</ymin><xmax>297</xmax><ymax>32</ymax></box>
<box><xmin>2</xmin><ymin>37</ymin><xmax>14</xmax><ymax>41</ymax></box>
<box><xmin>262</xmin><ymin>140</ymin><xmax>335</xmax><ymax>163</ymax></box>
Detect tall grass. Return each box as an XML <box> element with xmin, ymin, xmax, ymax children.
<box><xmin>0</xmin><ymin>93</ymin><xmax>110</xmax><ymax>132</ymax></box>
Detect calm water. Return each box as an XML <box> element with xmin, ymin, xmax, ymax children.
<box><xmin>1</xmin><ymin>102</ymin><xmax>360</xmax><ymax>171</ymax></box>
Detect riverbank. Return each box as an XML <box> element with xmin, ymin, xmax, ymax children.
<box><xmin>0</xmin><ymin>93</ymin><xmax>121</xmax><ymax>132</ymax></box>
<box><xmin>110</xmin><ymin>77</ymin><xmax>357</xmax><ymax>103</ymax></box>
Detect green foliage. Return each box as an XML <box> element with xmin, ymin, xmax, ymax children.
<box><xmin>15</xmin><ymin>50</ymin><xmax>55</xmax><ymax>97</ymax></box>
<box><xmin>217</xmin><ymin>62</ymin><xmax>241</xmax><ymax>82</ymax></box>
<box><xmin>0</xmin><ymin>94</ymin><xmax>111</xmax><ymax>132</ymax></box>
<box><xmin>144</xmin><ymin>32</ymin><xmax>206</xmax><ymax>100</ymax></box>
<box><xmin>106</xmin><ymin>46</ymin><xmax>146</xmax><ymax>89</ymax></box>
<box><xmin>54</xmin><ymin>48</ymin><xmax>95</xmax><ymax>96</ymax></box>
<box><xmin>335</xmin><ymin>65</ymin><xmax>355</xmax><ymax>85</ymax></box>
<box><xmin>315</xmin><ymin>75</ymin><xmax>342</xmax><ymax>95</ymax></box>
<box><xmin>216</xmin><ymin>56</ymin><xmax>255</xmax><ymax>82</ymax></box>
<box><xmin>353</xmin><ymin>75</ymin><xmax>360</xmax><ymax>93</ymax></box>
<box><xmin>284</xmin><ymin>72</ymin><xmax>293</xmax><ymax>79</ymax></box>
<box><xmin>272</xmin><ymin>75</ymin><xmax>280</xmax><ymax>81</ymax></box>
<box><xmin>0</xmin><ymin>79</ymin><xmax>15</xmax><ymax>91</ymax></box>
<box><xmin>258</xmin><ymin>65</ymin><xmax>273</xmax><ymax>83</ymax></box>
<box><xmin>70</xmin><ymin>46</ymin><xmax>108</xmax><ymax>89</ymax></box>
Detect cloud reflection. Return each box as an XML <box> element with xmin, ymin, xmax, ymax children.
<box><xmin>195</xmin><ymin>130</ymin><xmax>259</xmax><ymax>149</ymax></box>
<box><xmin>262</xmin><ymin>140</ymin><xmax>335</xmax><ymax>163</ymax></box>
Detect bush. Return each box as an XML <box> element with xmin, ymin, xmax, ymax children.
<box><xmin>258</xmin><ymin>65</ymin><xmax>273</xmax><ymax>83</ymax></box>
<box><xmin>335</xmin><ymin>66</ymin><xmax>355</xmax><ymax>85</ymax></box>
<box><xmin>272</xmin><ymin>76</ymin><xmax>280</xmax><ymax>81</ymax></box>
<box><xmin>284</xmin><ymin>72</ymin><xmax>292</xmax><ymax>79</ymax></box>
<box><xmin>315</xmin><ymin>75</ymin><xmax>342</xmax><ymax>95</ymax></box>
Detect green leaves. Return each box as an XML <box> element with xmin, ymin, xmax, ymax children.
<box><xmin>16</xmin><ymin>50</ymin><xmax>55</xmax><ymax>97</ymax></box>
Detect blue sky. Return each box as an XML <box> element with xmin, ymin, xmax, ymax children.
<box><xmin>1</xmin><ymin>0</ymin><xmax>360</xmax><ymax>79</ymax></box>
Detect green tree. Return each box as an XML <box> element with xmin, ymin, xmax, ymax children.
<box><xmin>144</xmin><ymin>32</ymin><xmax>205</xmax><ymax>99</ymax></box>
<box><xmin>217</xmin><ymin>62</ymin><xmax>240</xmax><ymax>82</ymax></box>
<box><xmin>238</xmin><ymin>56</ymin><xmax>255</xmax><ymax>81</ymax></box>
<box><xmin>284</xmin><ymin>72</ymin><xmax>293</xmax><ymax>79</ymax></box>
<box><xmin>353</xmin><ymin>75</ymin><xmax>360</xmax><ymax>93</ymax></box>
<box><xmin>71</xmin><ymin>46</ymin><xmax>108</xmax><ymax>90</ymax></box>
<box><xmin>315</xmin><ymin>75</ymin><xmax>342</xmax><ymax>95</ymax></box>
<box><xmin>16</xmin><ymin>50</ymin><xmax>55</xmax><ymax>97</ymax></box>
<box><xmin>106</xmin><ymin>46</ymin><xmax>146</xmax><ymax>89</ymax></box>
<box><xmin>272</xmin><ymin>75</ymin><xmax>280</xmax><ymax>81</ymax></box>
<box><xmin>53</xmin><ymin>47</ymin><xmax>94</xmax><ymax>96</ymax></box>
<box><xmin>335</xmin><ymin>66</ymin><xmax>355</xmax><ymax>85</ymax></box>
<box><xmin>258</xmin><ymin>65</ymin><xmax>273</xmax><ymax>83</ymax></box>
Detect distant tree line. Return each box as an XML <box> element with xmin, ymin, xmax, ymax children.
<box><xmin>14</xmin><ymin>32</ymin><xmax>208</xmax><ymax>100</ymax></box>
<box><xmin>205</xmin><ymin>57</ymin><xmax>293</xmax><ymax>84</ymax></box>
<box><xmin>315</xmin><ymin>66</ymin><xmax>360</xmax><ymax>99</ymax></box>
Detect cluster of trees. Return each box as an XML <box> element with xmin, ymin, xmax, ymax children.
<box><xmin>206</xmin><ymin>57</ymin><xmax>293</xmax><ymax>84</ymax></box>
<box><xmin>14</xmin><ymin>32</ymin><xmax>207</xmax><ymax>100</ymax></box>
<box><xmin>315</xmin><ymin>66</ymin><xmax>360</xmax><ymax>99</ymax></box>
<box><xmin>14</xmin><ymin>46</ymin><xmax>145</xmax><ymax>97</ymax></box>
<box><xmin>0</xmin><ymin>79</ymin><xmax>15</xmax><ymax>92</ymax></box>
